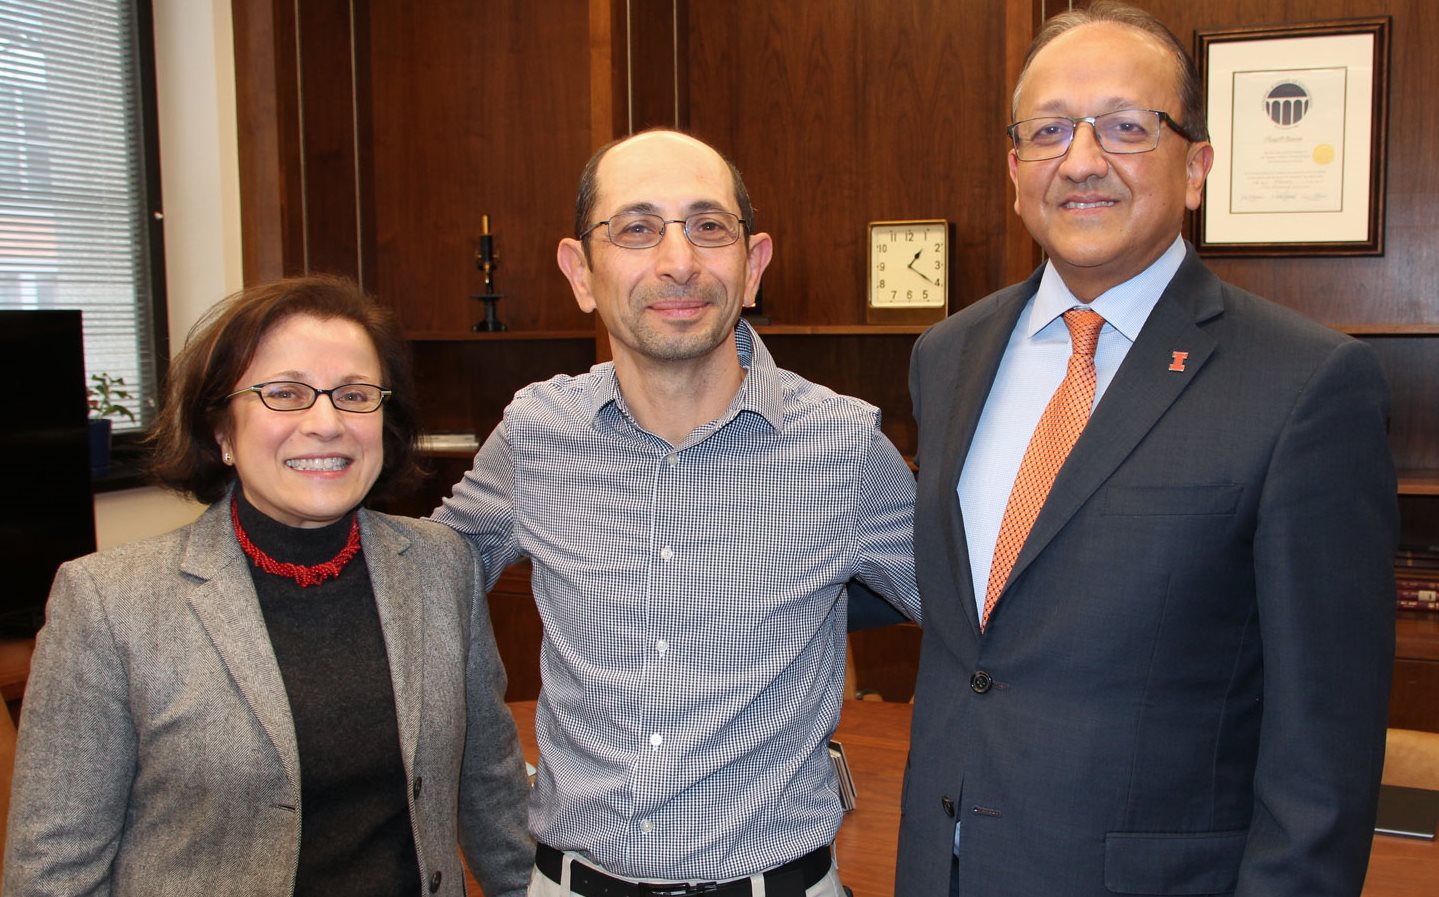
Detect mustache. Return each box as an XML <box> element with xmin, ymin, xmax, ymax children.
<box><xmin>636</xmin><ymin>284</ymin><xmax>722</xmax><ymax>304</ymax></box>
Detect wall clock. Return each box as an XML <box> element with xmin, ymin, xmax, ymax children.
<box><xmin>866</xmin><ymin>219</ymin><xmax>950</xmax><ymax>325</ymax></box>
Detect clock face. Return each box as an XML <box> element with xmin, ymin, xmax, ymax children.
<box><xmin>868</xmin><ymin>220</ymin><xmax>948</xmax><ymax>309</ymax></box>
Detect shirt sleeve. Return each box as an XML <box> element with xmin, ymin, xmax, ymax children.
<box><xmin>430</xmin><ymin>423</ymin><xmax>523</xmax><ymax>593</ymax></box>
<box><xmin>851</xmin><ymin>426</ymin><xmax>922</xmax><ymax>624</ymax></box>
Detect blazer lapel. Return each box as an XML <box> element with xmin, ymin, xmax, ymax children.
<box><xmin>929</xmin><ymin>274</ymin><xmax>1037</xmax><ymax>636</ymax></box>
<box><xmin>183</xmin><ymin>500</ymin><xmax>301</xmax><ymax>791</ymax></box>
<box><xmin>360</xmin><ymin>511</ymin><xmax>423</xmax><ymax>771</ymax></box>
<box><xmin>1004</xmin><ymin>250</ymin><xmax>1223</xmax><ymax>590</ymax></box>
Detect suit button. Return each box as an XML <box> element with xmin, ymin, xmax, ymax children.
<box><xmin>941</xmin><ymin>796</ymin><xmax>955</xmax><ymax>817</ymax></box>
<box><xmin>429</xmin><ymin>870</ymin><xmax>442</xmax><ymax>893</ymax></box>
<box><xmin>413</xmin><ymin>776</ymin><xmax>423</xmax><ymax>799</ymax></box>
<box><xmin>970</xmin><ymin>671</ymin><xmax>992</xmax><ymax>694</ymax></box>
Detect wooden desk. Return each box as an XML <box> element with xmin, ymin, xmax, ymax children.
<box><xmin>500</xmin><ymin>700</ymin><xmax>1436</xmax><ymax>897</ymax></box>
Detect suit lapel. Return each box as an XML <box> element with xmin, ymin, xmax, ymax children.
<box><xmin>930</xmin><ymin>274</ymin><xmax>1038</xmax><ymax>636</ymax></box>
<box><xmin>1003</xmin><ymin>251</ymin><xmax>1223</xmax><ymax>591</ymax></box>
<box><xmin>361</xmin><ymin>511</ymin><xmax>423</xmax><ymax>771</ymax></box>
<box><xmin>183</xmin><ymin>500</ymin><xmax>301</xmax><ymax>791</ymax></box>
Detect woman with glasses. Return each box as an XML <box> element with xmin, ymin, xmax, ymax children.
<box><xmin>3</xmin><ymin>276</ymin><xmax>532</xmax><ymax>897</ymax></box>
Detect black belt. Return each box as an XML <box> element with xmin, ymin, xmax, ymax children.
<box><xmin>535</xmin><ymin>842</ymin><xmax>831</xmax><ymax>897</ymax></box>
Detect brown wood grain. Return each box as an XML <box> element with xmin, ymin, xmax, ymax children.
<box><xmin>365</xmin><ymin>0</ymin><xmax>597</xmax><ymax>335</ymax></box>
<box><xmin>688</xmin><ymin>1</ymin><xmax>1010</xmax><ymax>327</ymax></box>
<box><xmin>296</xmin><ymin>0</ymin><xmax>361</xmax><ymax>280</ymax></box>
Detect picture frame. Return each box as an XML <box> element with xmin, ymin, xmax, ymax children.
<box><xmin>1194</xmin><ymin>18</ymin><xmax>1390</xmax><ymax>256</ymax></box>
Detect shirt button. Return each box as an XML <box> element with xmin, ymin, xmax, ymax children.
<box><xmin>666</xmin><ymin>453</ymin><xmax>679</xmax><ymax>467</ymax></box>
<box><xmin>650</xmin><ymin>732</ymin><xmax>663</xmax><ymax>748</ymax></box>
<box><xmin>640</xmin><ymin>819</ymin><xmax>654</xmax><ymax>833</ymax></box>
<box><xmin>656</xmin><ymin>639</ymin><xmax>668</xmax><ymax>656</ymax></box>
<box><xmin>660</xmin><ymin>545</ymin><xmax>674</xmax><ymax>562</ymax></box>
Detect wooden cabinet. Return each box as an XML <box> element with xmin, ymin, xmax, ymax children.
<box><xmin>1392</xmin><ymin>612</ymin><xmax>1439</xmax><ymax>733</ymax></box>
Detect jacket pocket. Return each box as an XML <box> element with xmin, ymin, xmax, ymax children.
<box><xmin>1104</xmin><ymin>829</ymin><xmax>1246</xmax><ymax>895</ymax></box>
<box><xmin>1100</xmin><ymin>484</ymin><xmax>1242</xmax><ymax>517</ymax></box>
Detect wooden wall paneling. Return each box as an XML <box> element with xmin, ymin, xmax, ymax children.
<box><xmin>687</xmin><ymin>2</ymin><xmax>1011</xmax><ymax>327</ymax></box>
<box><xmin>1367</xmin><ymin>337</ymin><xmax>1439</xmax><ymax>475</ymax></box>
<box><xmin>232</xmin><ymin>0</ymin><xmax>305</xmax><ymax>283</ymax></box>
<box><xmin>295</xmin><ymin>0</ymin><xmax>361</xmax><ymax>280</ymax></box>
<box><xmin>626</xmin><ymin>0</ymin><xmax>687</xmax><ymax>132</ymax></box>
<box><xmin>366</xmin><ymin>0</ymin><xmax>597</xmax><ymax>335</ymax></box>
<box><xmin>1002</xmin><ymin>0</ymin><xmax>1045</xmax><ymax>285</ymax></box>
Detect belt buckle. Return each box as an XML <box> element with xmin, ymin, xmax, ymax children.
<box><xmin>638</xmin><ymin>883</ymin><xmax>720</xmax><ymax>896</ymax></box>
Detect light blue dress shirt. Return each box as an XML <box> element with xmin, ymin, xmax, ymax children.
<box><xmin>957</xmin><ymin>235</ymin><xmax>1188</xmax><ymax>620</ymax></box>
<box><xmin>433</xmin><ymin>321</ymin><xmax>920</xmax><ymax>882</ymax></box>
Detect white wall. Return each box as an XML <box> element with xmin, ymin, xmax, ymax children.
<box><xmin>93</xmin><ymin>0</ymin><xmax>243</xmax><ymax>550</ymax></box>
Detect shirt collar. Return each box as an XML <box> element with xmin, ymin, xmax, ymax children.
<box><xmin>585</xmin><ymin>318</ymin><xmax>786</xmax><ymax>433</ymax></box>
<box><xmin>1026</xmin><ymin>234</ymin><xmax>1187</xmax><ymax>342</ymax></box>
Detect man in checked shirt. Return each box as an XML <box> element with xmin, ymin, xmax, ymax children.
<box><xmin>432</xmin><ymin>129</ymin><xmax>920</xmax><ymax>897</ymax></box>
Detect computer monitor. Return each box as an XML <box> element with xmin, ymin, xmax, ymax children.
<box><xmin>0</xmin><ymin>309</ymin><xmax>96</xmax><ymax>635</ymax></box>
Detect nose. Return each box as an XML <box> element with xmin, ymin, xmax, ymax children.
<box><xmin>652</xmin><ymin>220</ymin><xmax>701</xmax><ymax>284</ymax></box>
<box><xmin>1058</xmin><ymin>121</ymin><xmax>1109</xmax><ymax>180</ymax></box>
<box><xmin>298</xmin><ymin>394</ymin><xmax>346</xmax><ymax>437</ymax></box>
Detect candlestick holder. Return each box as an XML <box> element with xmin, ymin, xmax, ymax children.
<box><xmin>471</xmin><ymin>214</ymin><xmax>506</xmax><ymax>332</ymax></box>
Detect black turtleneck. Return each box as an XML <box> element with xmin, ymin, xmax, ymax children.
<box><xmin>233</xmin><ymin>491</ymin><xmax>418</xmax><ymax>897</ymax></box>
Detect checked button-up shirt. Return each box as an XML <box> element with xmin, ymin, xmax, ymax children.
<box><xmin>432</xmin><ymin>320</ymin><xmax>919</xmax><ymax>882</ymax></box>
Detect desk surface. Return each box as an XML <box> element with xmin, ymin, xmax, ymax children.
<box><xmin>500</xmin><ymin>700</ymin><xmax>1435</xmax><ymax>897</ymax></box>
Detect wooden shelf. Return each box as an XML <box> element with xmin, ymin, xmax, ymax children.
<box><xmin>753</xmin><ymin>324</ymin><xmax>928</xmax><ymax>336</ymax></box>
<box><xmin>405</xmin><ymin>330</ymin><xmax>595</xmax><ymax>342</ymax></box>
<box><xmin>1335</xmin><ymin>324</ymin><xmax>1439</xmax><ymax>336</ymax></box>
<box><xmin>1399</xmin><ymin>471</ymin><xmax>1439</xmax><ymax>496</ymax></box>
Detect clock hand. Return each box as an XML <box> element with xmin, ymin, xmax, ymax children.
<box><xmin>907</xmin><ymin>249</ymin><xmax>939</xmax><ymax>285</ymax></box>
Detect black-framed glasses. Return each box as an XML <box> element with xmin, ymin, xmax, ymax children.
<box><xmin>579</xmin><ymin>210</ymin><xmax>746</xmax><ymax>249</ymax></box>
<box><xmin>225</xmin><ymin>381</ymin><xmax>391</xmax><ymax>413</ymax></box>
<box><xmin>1007</xmin><ymin>109</ymin><xmax>1199</xmax><ymax>162</ymax></box>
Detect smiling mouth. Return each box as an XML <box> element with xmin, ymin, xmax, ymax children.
<box><xmin>286</xmin><ymin>457</ymin><xmax>351</xmax><ymax>472</ymax></box>
<box><xmin>1064</xmin><ymin>200</ymin><xmax>1116</xmax><ymax>210</ymax></box>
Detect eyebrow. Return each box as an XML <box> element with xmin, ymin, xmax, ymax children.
<box><xmin>257</xmin><ymin>371</ymin><xmax>378</xmax><ymax>384</ymax></box>
<box><xmin>1028</xmin><ymin>96</ymin><xmax>1145</xmax><ymax>116</ymax></box>
<box><xmin>611</xmin><ymin>199</ymin><xmax>735</xmax><ymax>217</ymax></box>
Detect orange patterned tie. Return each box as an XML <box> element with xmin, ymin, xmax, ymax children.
<box><xmin>982</xmin><ymin>308</ymin><xmax>1106</xmax><ymax>631</ymax></box>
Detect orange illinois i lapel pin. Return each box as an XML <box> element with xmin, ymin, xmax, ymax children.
<box><xmin>1168</xmin><ymin>351</ymin><xmax>1189</xmax><ymax>372</ymax></box>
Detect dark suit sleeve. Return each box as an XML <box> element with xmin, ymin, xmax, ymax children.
<box><xmin>3</xmin><ymin>561</ymin><xmax>136</xmax><ymax>896</ymax></box>
<box><xmin>1238</xmin><ymin>339</ymin><xmax>1396</xmax><ymax>896</ymax></box>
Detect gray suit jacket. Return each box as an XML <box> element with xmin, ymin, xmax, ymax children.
<box><xmin>896</xmin><ymin>248</ymin><xmax>1397</xmax><ymax>896</ymax></box>
<box><xmin>3</xmin><ymin>499</ymin><xmax>533</xmax><ymax>897</ymax></box>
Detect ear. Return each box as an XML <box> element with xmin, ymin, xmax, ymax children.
<box><xmin>1007</xmin><ymin>149</ymin><xmax>1022</xmax><ymax>214</ymax></box>
<box><xmin>556</xmin><ymin>238</ymin><xmax>597</xmax><ymax>313</ymax></box>
<box><xmin>214</xmin><ymin>427</ymin><xmax>233</xmax><ymax>464</ymax></box>
<box><xmin>742</xmin><ymin>232</ymin><xmax>774</xmax><ymax>307</ymax></box>
<box><xmin>1185</xmin><ymin>142</ymin><xmax>1215</xmax><ymax>211</ymax></box>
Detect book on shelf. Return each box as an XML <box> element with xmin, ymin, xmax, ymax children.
<box><xmin>417</xmin><ymin>432</ymin><xmax>480</xmax><ymax>452</ymax></box>
<box><xmin>1399</xmin><ymin>599</ymin><xmax>1439</xmax><ymax>613</ymax></box>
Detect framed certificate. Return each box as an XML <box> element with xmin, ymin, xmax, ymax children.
<box><xmin>1195</xmin><ymin>18</ymin><xmax>1390</xmax><ymax>256</ymax></box>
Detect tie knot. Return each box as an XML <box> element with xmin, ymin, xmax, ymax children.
<box><xmin>1062</xmin><ymin>308</ymin><xmax>1105</xmax><ymax>358</ymax></box>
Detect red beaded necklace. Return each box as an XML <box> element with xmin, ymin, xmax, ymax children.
<box><xmin>230</xmin><ymin>499</ymin><xmax>362</xmax><ymax>588</ymax></box>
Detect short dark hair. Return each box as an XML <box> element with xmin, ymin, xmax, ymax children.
<box><xmin>1012</xmin><ymin>0</ymin><xmax>1208</xmax><ymax>143</ymax></box>
<box><xmin>148</xmin><ymin>275</ymin><xmax>423</xmax><ymax>505</ymax></box>
<box><xmin>573</xmin><ymin>128</ymin><xmax>757</xmax><ymax>256</ymax></box>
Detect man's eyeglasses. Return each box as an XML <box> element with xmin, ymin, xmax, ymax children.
<box><xmin>579</xmin><ymin>210</ymin><xmax>746</xmax><ymax>250</ymax></box>
<box><xmin>225</xmin><ymin>381</ymin><xmax>391</xmax><ymax>413</ymax></box>
<box><xmin>1007</xmin><ymin>109</ymin><xmax>1200</xmax><ymax>162</ymax></box>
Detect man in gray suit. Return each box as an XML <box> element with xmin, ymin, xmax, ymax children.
<box><xmin>895</xmin><ymin>3</ymin><xmax>1397</xmax><ymax>895</ymax></box>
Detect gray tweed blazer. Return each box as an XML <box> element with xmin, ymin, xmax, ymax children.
<box><xmin>3</xmin><ymin>498</ymin><xmax>533</xmax><ymax>897</ymax></box>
